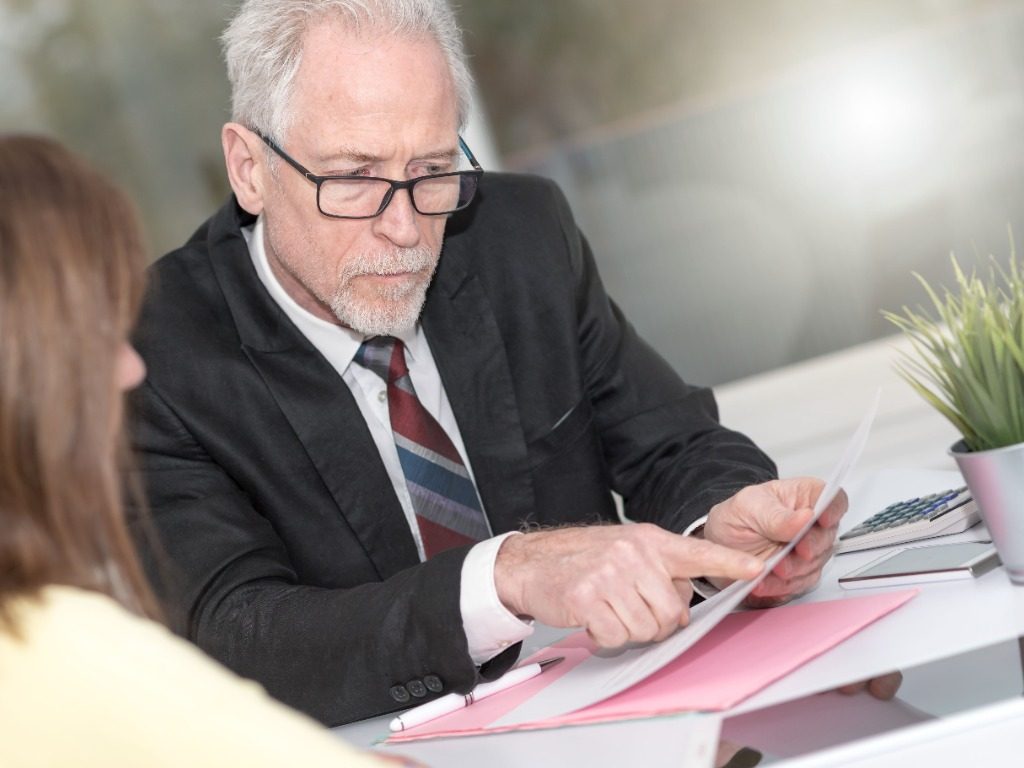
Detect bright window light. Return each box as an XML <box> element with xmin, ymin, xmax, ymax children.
<box><xmin>808</xmin><ymin>55</ymin><xmax>936</xmax><ymax>179</ymax></box>
<box><xmin>835</xmin><ymin>78</ymin><xmax>927</xmax><ymax>164</ymax></box>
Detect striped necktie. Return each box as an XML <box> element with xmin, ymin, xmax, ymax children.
<box><xmin>354</xmin><ymin>336</ymin><xmax>490</xmax><ymax>558</ymax></box>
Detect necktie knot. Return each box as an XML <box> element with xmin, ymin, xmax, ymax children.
<box><xmin>355</xmin><ymin>336</ymin><xmax>401</xmax><ymax>383</ymax></box>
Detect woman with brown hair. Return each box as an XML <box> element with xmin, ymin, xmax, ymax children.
<box><xmin>0</xmin><ymin>135</ymin><xmax>391</xmax><ymax>766</ymax></box>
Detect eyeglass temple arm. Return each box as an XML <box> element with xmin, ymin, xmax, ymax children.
<box><xmin>253</xmin><ymin>130</ymin><xmax>317</xmax><ymax>180</ymax></box>
<box><xmin>459</xmin><ymin>136</ymin><xmax>483</xmax><ymax>171</ymax></box>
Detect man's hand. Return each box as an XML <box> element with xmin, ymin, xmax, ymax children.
<box><xmin>494</xmin><ymin>524</ymin><xmax>764</xmax><ymax>648</ymax></box>
<box><xmin>836</xmin><ymin>671</ymin><xmax>904</xmax><ymax>700</ymax></box>
<box><xmin>703</xmin><ymin>477</ymin><xmax>848</xmax><ymax>606</ymax></box>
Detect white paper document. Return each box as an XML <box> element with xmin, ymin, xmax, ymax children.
<box><xmin>496</xmin><ymin>389</ymin><xmax>881</xmax><ymax>727</ymax></box>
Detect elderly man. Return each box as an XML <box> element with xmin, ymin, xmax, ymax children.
<box><xmin>131</xmin><ymin>0</ymin><xmax>847</xmax><ymax>726</ymax></box>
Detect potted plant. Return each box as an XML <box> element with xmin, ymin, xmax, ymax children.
<box><xmin>884</xmin><ymin>249</ymin><xmax>1024</xmax><ymax>584</ymax></box>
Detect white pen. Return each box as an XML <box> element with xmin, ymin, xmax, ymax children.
<box><xmin>388</xmin><ymin>656</ymin><xmax>565</xmax><ymax>732</ymax></box>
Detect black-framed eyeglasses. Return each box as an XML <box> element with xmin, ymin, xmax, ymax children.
<box><xmin>254</xmin><ymin>130</ymin><xmax>483</xmax><ymax>220</ymax></box>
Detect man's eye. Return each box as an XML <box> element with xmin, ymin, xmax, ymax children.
<box><xmin>327</xmin><ymin>167</ymin><xmax>372</xmax><ymax>177</ymax></box>
<box><xmin>417</xmin><ymin>164</ymin><xmax>451</xmax><ymax>177</ymax></box>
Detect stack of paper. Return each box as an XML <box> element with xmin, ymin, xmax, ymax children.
<box><xmin>387</xmin><ymin>589</ymin><xmax>916</xmax><ymax>742</ymax></box>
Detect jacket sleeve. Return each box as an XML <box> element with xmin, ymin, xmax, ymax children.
<box><xmin>129</xmin><ymin>380</ymin><xmax>494</xmax><ymax>726</ymax></box>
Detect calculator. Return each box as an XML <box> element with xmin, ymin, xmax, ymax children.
<box><xmin>836</xmin><ymin>486</ymin><xmax>982</xmax><ymax>554</ymax></box>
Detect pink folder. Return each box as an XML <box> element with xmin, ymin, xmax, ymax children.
<box><xmin>387</xmin><ymin>589</ymin><xmax>916</xmax><ymax>742</ymax></box>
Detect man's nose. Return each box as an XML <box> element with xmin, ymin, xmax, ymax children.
<box><xmin>372</xmin><ymin>186</ymin><xmax>421</xmax><ymax>248</ymax></box>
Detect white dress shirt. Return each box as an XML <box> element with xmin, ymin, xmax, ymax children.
<box><xmin>243</xmin><ymin>218</ymin><xmax>533</xmax><ymax>663</ymax></box>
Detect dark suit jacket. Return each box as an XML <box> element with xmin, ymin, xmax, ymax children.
<box><xmin>130</xmin><ymin>172</ymin><xmax>776</xmax><ymax>726</ymax></box>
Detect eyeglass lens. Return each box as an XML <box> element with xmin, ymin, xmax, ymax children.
<box><xmin>318</xmin><ymin>173</ymin><xmax>479</xmax><ymax>217</ymax></box>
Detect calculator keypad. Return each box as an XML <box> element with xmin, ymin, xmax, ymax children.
<box><xmin>841</xmin><ymin>486</ymin><xmax>971</xmax><ymax>540</ymax></box>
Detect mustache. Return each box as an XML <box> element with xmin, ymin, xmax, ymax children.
<box><xmin>340</xmin><ymin>246</ymin><xmax>438</xmax><ymax>279</ymax></box>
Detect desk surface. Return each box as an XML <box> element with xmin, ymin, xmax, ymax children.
<box><xmin>336</xmin><ymin>335</ymin><xmax>1023</xmax><ymax>766</ymax></box>
<box><xmin>773</xmin><ymin>697</ymin><xmax>1024</xmax><ymax>767</ymax></box>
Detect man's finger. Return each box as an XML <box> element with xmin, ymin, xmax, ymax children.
<box><xmin>816</xmin><ymin>488</ymin><xmax>849</xmax><ymax>529</ymax></box>
<box><xmin>635</xmin><ymin>575</ymin><xmax>688</xmax><ymax>641</ymax></box>
<box><xmin>673</xmin><ymin>578</ymin><xmax>694</xmax><ymax>608</ymax></box>
<box><xmin>775</xmin><ymin>539</ymin><xmax>834</xmax><ymax>581</ymax></box>
<box><xmin>742</xmin><ymin>592</ymin><xmax>789</xmax><ymax>609</ymax></box>
<box><xmin>836</xmin><ymin>680</ymin><xmax>868</xmax><ymax>696</ymax></box>
<box><xmin>763</xmin><ymin>483</ymin><xmax>847</xmax><ymax>543</ymax></box>
<box><xmin>672</xmin><ymin>579</ymin><xmax>694</xmax><ymax>630</ymax></box>
<box><xmin>606</xmin><ymin>589</ymin><xmax>661</xmax><ymax>645</ymax></box>
<box><xmin>836</xmin><ymin>672</ymin><xmax>903</xmax><ymax>699</ymax></box>
<box><xmin>666</xmin><ymin>536</ymin><xmax>764</xmax><ymax>581</ymax></box>
<box><xmin>585</xmin><ymin>603</ymin><xmax>631</xmax><ymax>648</ymax></box>
<box><xmin>868</xmin><ymin>672</ymin><xmax>903</xmax><ymax>700</ymax></box>
<box><xmin>759</xmin><ymin>503</ymin><xmax>815</xmax><ymax>543</ymax></box>
<box><xmin>793</xmin><ymin>522</ymin><xmax>839</xmax><ymax>560</ymax></box>
<box><xmin>751</xmin><ymin>568</ymin><xmax>821</xmax><ymax>599</ymax></box>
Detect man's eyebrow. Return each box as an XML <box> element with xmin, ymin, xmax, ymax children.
<box><xmin>314</xmin><ymin>146</ymin><xmax>381</xmax><ymax>166</ymax></box>
<box><xmin>314</xmin><ymin>147</ymin><xmax>460</xmax><ymax>166</ymax></box>
<box><xmin>414</xmin><ymin>149</ymin><xmax>459</xmax><ymax>162</ymax></box>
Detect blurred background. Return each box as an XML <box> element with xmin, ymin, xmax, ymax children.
<box><xmin>3</xmin><ymin>0</ymin><xmax>1023</xmax><ymax>386</ymax></box>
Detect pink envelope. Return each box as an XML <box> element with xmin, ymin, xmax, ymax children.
<box><xmin>387</xmin><ymin>589</ymin><xmax>917</xmax><ymax>742</ymax></box>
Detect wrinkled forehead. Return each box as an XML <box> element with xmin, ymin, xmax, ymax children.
<box><xmin>284</xmin><ymin>18</ymin><xmax>459</xmax><ymax>146</ymax></box>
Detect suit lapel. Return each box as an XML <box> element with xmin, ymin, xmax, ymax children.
<box><xmin>206</xmin><ymin>200</ymin><xmax>419</xmax><ymax>579</ymax></box>
<box><xmin>423</xmin><ymin>240</ymin><xmax>537</xmax><ymax>535</ymax></box>
<box><xmin>243</xmin><ymin>347</ymin><xmax>420</xmax><ymax>579</ymax></box>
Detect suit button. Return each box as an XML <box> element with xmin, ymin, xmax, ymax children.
<box><xmin>423</xmin><ymin>674</ymin><xmax>444</xmax><ymax>693</ymax></box>
<box><xmin>407</xmin><ymin>679</ymin><xmax>427</xmax><ymax>698</ymax></box>
<box><xmin>389</xmin><ymin>684</ymin><xmax>411</xmax><ymax>703</ymax></box>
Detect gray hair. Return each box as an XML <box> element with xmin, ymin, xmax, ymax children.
<box><xmin>221</xmin><ymin>0</ymin><xmax>473</xmax><ymax>142</ymax></box>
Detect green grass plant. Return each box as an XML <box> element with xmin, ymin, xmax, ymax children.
<box><xmin>884</xmin><ymin>247</ymin><xmax>1024</xmax><ymax>452</ymax></box>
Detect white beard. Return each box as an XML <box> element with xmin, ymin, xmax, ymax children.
<box><xmin>328</xmin><ymin>245</ymin><xmax>439</xmax><ymax>336</ymax></box>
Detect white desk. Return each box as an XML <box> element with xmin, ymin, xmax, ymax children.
<box><xmin>335</xmin><ymin>334</ymin><xmax>1024</xmax><ymax>765</ymax></box>
<box><xmin>771</xmin><ymin>697</ymin><xmax>1024</xmax><ymax>767</ymax></box>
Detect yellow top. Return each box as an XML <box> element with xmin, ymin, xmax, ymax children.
<box><xmin>0</xmin><ymin>585</ymin><xmax>387</xmax><ymax>767</ymax></box>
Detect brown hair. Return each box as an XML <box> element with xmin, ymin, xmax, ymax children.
<box><xmin>0</xmin><ymin>135</ymin><xmax>159</xmax><ymax>627</ymax></box>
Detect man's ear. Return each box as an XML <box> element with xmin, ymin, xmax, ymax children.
<box><xmin>222</xmin><ymin>122</ymin><xmax>268</xmax><ymax>215</ymax></box>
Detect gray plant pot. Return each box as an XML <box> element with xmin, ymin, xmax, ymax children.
<box><xmin>950</xmin><ymin>439</ymin><xmax>1024</xmax><ymax>585</ymax></box>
